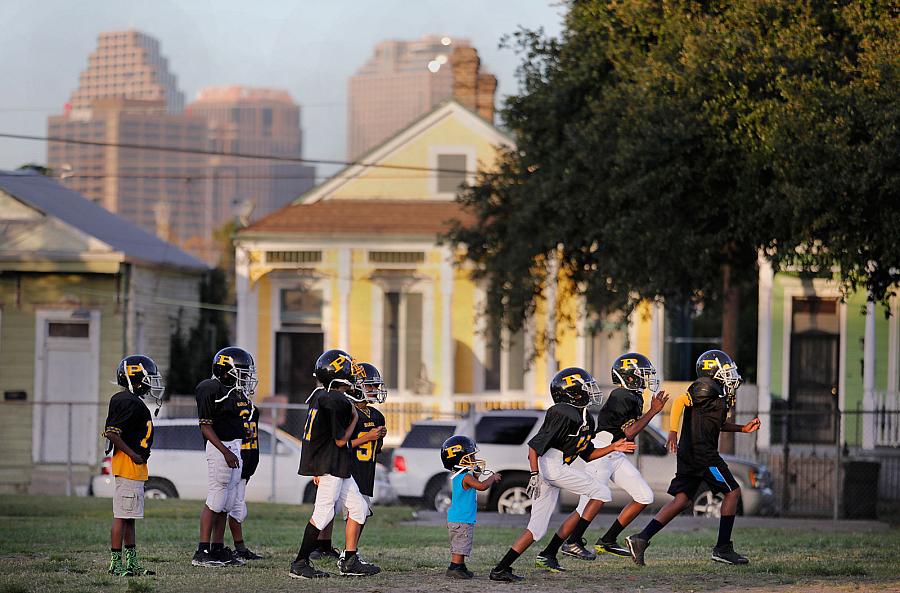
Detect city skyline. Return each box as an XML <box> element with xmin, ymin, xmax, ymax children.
<box><xmin>0</xmin><ymin>0</ymin><xmax>565</xmax><ymax>173</ymax></box>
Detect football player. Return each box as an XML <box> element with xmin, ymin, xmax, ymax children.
<box><xmin>227</xmin><ymin>387</ymin><xmax>263</xmax><ymax>561</ymax></box>
<box><xmin>561</xmin><ymin>353</ymin><xmax>668</xmax><ymax>560</ymax></box>
<box><xmin>311</xmin><ymin>362</ymin><xmax>388</xmax><ymax>561</ymax></box>
<box><xmin>103</xmin><ymin>355</ymin><xmax>164</xmax><ymax>576</ymax></box>
<box><xmin>488</xmin><ymin>367</ymin><xmax>636</xmax><ymax>582</ymax></box>
<box><xmin>290</xmin><ymin>350</ymin><xmax>378</xmax><ymax>579</ymax></box>
<box><xmin>626</xmin><ymin>350</ymin><xmax>761</xmax><ymax>566</ymax></box>
<box><xmin>192</xmin><ymin>347</ymin><xmax>257</xmax><ymax>568</ymax></box>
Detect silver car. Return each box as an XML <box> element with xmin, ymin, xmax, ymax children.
<box><xmin>388</xmin><ymin>409</ymin><xmax>775</xmax><ymax>517</ymax></box>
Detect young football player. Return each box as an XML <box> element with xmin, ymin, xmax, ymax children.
<box><xmin>311</xmin><ymin>362</ymin><xmax>388</xmax><ymax>561</ymax></box>
<box><xmin>489</xmin><ymin>367</ymin><xmax>636</xmax><ymax>582</ymax></box>
<box><xmin>626</xmin><ymin>349</ymin><xmax>761</xmax><ymax>566</ymax></box>
<box><xmin>290</xmin><ymin>350</ymin><xmax>378</xmax><ymax>579</ymax></box>
<box><xmin>561</xmin><ymin>353</ymin><xmax>668</xmax><ymax>560</ymax></box>
<box><xmin>192</xmin><ymin>347</ymin><xmax>257</xmax><ymax>568</ymax></box>
<box><xmin>227</xmin><ymin>389</ymin><xmax>263</xmax><ymax>561</ymax></box>
<box><xmin>103</xmin><ymin>355</ymin><xmax>164</xmax><ymax>576</ymax></box>
<box><xmin>440</xmin><ymin>435</ymin><xmax>501</xmax><ymax>579</ymax></box>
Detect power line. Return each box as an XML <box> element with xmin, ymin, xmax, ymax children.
<box><xmin>0</xmin><ymin>132</ymin><xmax>478</xmax><ymax>175</ymax></box>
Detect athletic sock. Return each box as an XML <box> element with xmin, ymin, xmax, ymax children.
<box><xmin>539</xmin><ymin>534</ymin><xmax>564</xmax><ymax>558</ymax></box>
<box><xmin>295</xmin><ymin>522</ymin><xmax>321</xmax><ymax>562</ymax></box>
<box><xmin>344</xmin><ymin>550</ymin><xmax>357</xmax><ymax>561</ymax></box>
<box><xmin>111</xmin><ymin>548</ymin><xmax>122</xmax><ymax>553</ymax></box>
<box><xmin>317</xmin><ymin>538</ymin><xmax>332</xmax><ymax>551</ymax></box>
<box><xmin>600</xmin><ymin>519</ymin><xmax>625</xmax><ymax>544</ymax></box>
<box><xmin>494</xmin><ymin>548</ymin><xmax>521</xmax><ymax>571</ymax></box>
<box><xmin>210</xmin><ymin>542</ymin><xmax>224</xmax><ymax>552</ymax></box>
<box><xmin>716</xmin><ymin>515</ymin><xmax>736</xmax><ymax>547</ymax></box>
<box><xmin>448</xmin><ymin>562</ymin><xmax>463</xmax><ymax>570</ymax></box>
<box><xmin>637</xmin><ymin>518</ymin><xmax>664</xmax><ymax>541</ymax></box>
<box><xmin>568</xmin><ymin>518</ymin><xmax>592</xmax><ymax>542</ymax></box>
<box><xmin>124</xmin><ymin>544</ymin><xmax>135</xmax><ymax>550</ymax></box>
<box><xmin>197</xmin><ymin>542</ymin><xmax>209</xmax><ymax>553</ymax></box>
<box><xmin>234</xmin><ymin>540</ymin><xmax>247</xmax><ymax>552</ymax></box>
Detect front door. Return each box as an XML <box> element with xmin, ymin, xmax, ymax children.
<box><xmin>275</xmin><ymin>331</ymin><xmax>323</xmax><ymax>437</ymax></box>
<box><xmin>34</xmin><ymin>313</ymin><xmax>100</xmax><ymax>464</ymax></box>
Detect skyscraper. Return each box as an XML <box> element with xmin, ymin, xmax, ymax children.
<box><xmin>347</xmin><ymin>35</ymin><xmax>497</xmax><ymax>160</ymax></box>
<box><xmin>187</xmin><ymin>86</ymin><xmax>316</xmax><ymax>224</ymax></box>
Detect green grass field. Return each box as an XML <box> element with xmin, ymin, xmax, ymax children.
<box><xmin>1</xmin><ymin>495</ymin><xmax>898</xmax><ymax>593</ymax></box>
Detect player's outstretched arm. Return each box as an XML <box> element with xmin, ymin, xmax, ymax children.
<box><xmin>624</xmin><ymin>390</ymin><xmax>670</xmax><ymax>439</ymax></box>
<box><xmin>722</xmin><ymin>417</ymin><xmax>761</xmax><ymax>433</ymax></box>
<box><xmin>463</xmin><ymin>473</ymin><xmax>501</xmax><ymax>492</ymax></box>
<box><xmin>585</xmin><ymin>438</ymin><xmax>636</xmax><ymax>461</ymax></box>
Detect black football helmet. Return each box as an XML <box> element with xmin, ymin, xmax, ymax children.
<box><xmin>117</xmin><ymin>354</ymin><xmax>164</xmax><ymax>405</ymax></box>
<box><xmin>349</xmin><ymin>362</ymin><xmax>388</xmax><ymax>404</ymax></box>
<box><xmin>611</xmin><ymin>352</ymin><xmax>659</xmax><ymax>394</ymax></box>
<box><xmin>440</xmin><ymin>435</ymin><xmax>486</xmax><ymax>474</ymax></box>
<box><xmin>696</xmin><ymin>349</ymin><xmax>741</xmax><ymax>397</ymax></box>
<box><xmin>212</xmin><ymin>347</ymin><xmax>258</xmax><ymax>396</ymax></box>
<box><xmin>550</xmin><ymin>367</ymin><xmax>604</xmax><ymax>408</ymax></box>
<box><xmin>313</xmin><ymin>349</ymin><xmax>358</xmax><ymax>391</ymax></box>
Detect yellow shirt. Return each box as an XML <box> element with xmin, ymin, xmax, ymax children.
<box><xmin>111</xmin><ymin>449</ymin><xmax>148</xmax><ymax>481</ymax></box>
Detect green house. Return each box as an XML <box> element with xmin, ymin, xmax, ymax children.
<box><xmin>0</xmin><ymin>170</ymin><xmax>207</xmax><ymax>494</ymax></box>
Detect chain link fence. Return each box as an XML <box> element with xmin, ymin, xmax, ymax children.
<box><xmin>4</xmin><ymin>398</ymin><xmax>898</xmax><ymax>520</ymax></box>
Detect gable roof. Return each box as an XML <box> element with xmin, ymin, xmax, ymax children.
<box><xmin>0</xmin><ymin>170</ymin><xmax>207</xmax><ymax>270</ymax></box>
<box><xmin>239</xmin><ymin>199</ymin><xmax>475</xmax><ymax>238</ymax></box>
<box><xmin>298</xmin><ymin>99</ymin><xmax>514</xmax><ymax>205</ymax></box>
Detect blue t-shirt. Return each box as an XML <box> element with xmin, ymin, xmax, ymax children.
<box><xmin>447</xmin><ymin>471</ymin><xmax>477</xmax><ymax>524</ymax></box>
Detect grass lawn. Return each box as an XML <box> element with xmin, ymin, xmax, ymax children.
<box><xmin>0</xmin><ymin>495</ymin><xmax>898</xmax><ymax>593</ymax></box>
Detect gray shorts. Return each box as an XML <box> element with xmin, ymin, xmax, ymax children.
<box><xmin>448</xmin><ymin>522</ymin><xmax>474</xmax><ymax>556</ymax></box>
<box><xmin>113</xmin><ymin>476</ymin><xmax>145</xmax><ymax>519</ymax></box>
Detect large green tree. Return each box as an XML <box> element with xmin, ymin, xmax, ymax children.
<box><xmin>448</xmin><ymin>0</ymin><xmax>899</xmax><ymax>367</ymax></box>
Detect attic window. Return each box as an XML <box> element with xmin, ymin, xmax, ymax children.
<box><xmin>368</xmin><ymin>251</ymin><xmax>425</xmax><ymax>264</ymax></box>
<box><xmin>266</xmin><ymin>251</ymin><xmax>322</xmax><ymax>264</ymax></box>
<box><xmin>436</xmin><ymin>154</ymin><xmax>468</xmax><ymax>193</ymax></box>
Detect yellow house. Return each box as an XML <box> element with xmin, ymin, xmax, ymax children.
<box><xmin>234</xmin><ymin>100</ymin><xmax>666</xmax><ymax>442</ymax></box>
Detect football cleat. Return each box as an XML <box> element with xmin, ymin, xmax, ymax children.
<box><xmin>108</xmin><ymin>551</ymin><xmax>126</xmax><ymax>576</ymax></box>
<box><xmin>289</xmin><ymin>559</ymin><xmax>330</xmax><ymax>579</ymax></box>
<box><xmin>214</xmin><ymin>546</ymin><xmax>244</xmax><ymax>566</ymax></box>
<box><xmin>123</xmin><ymin>548</ymin><xmax>155</xmax><ymax>576</ymax></box>
<box><xmin>445</xmin><ymin>566</ymin><xmax>474</xmax><ymax>579</ymax></box>
<box><xmin>535</xmin><ymin>554</ymin><xmax>566</xmax><ymax>572</ymax></box>
<box><xmin>338</xmin><ymin>553</ymin><xmax>381</xmax><ymax>576</ymax></box>
<box><xmin>191</xmin><ymin>550</ymin><xmax>226</xmax><ymax>568</ymax></box>
<box><xmin>711</xmin><ymin>542</ymin><xmax>749</xmax><ymax>565</ymax></box>
<box><xmin>489</xmin><ymin>567</ymin><xmax>524</xmax><ymax>582</ymax></box>
<box><xmin>234</xmin><ymin>547</ymin><xmax>264</xmax><ymax>561</ymax></box>
<box><xmin>595</xmin><ymin>541</ymin><xmax>631</xmax><ymax>557</ymax></box>
<box><xmin>625</xmin><ymin>535</ymin><xmax>649</xmax><ymax>566</ymax></box>
<box><xmin>309</xmin><ymin>546</ymin><xmax>341</xmax><ymax>561</ymax></box>
<box><xmin>561</xmin><ymin>538</ymin><xmax>596</xmax><ymax>561</ymax></box>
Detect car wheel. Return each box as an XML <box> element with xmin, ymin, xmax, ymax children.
<box><xmin>144</xmin><ymin>478</ymin><xmax>177</xmax><ymax>499</ymax></box>
<box><xmin>692</xmin><ymin>488</ymin><xmax>723</xmax><ymax>517</ymax></box>
<box><xmin>496</xmin><ymin>479</ymin><xmax>532</xmax><ymax>515</ymax></box>
<box><xmin>423</xmin><ymin>474</ymin><xmax>450</xmax><ymax>511</ymax></box>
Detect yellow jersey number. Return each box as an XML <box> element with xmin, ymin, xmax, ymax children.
<box><xmin>139</xmin><ymin>420</ymin><xmax>153</xmax><ymax>449</ymax></box>
<box><xmin>356</xmin><ymin>431</ymin><xmax>374</xmax><ymax>462</ymax></box>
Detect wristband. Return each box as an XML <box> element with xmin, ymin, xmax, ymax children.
<box><xmin>530</xmin><ymin>471</ymin><xmax>538</xmax><ymax>476</ymax></box>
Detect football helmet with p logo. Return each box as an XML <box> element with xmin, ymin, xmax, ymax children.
<box><xmin>117</xmin><ymin>354</ymin><xmax>164</xmax><ymax>405</ymax></box>
<box><xmin>696</xmin><ymin>349</ymin><xmax>741</xmax><ymax>397</ymax></box>
<box><xmin>313</xmin><ymin>349</ymin><xmax>357</xmax><ymax>392</ymax></box>
<box><xmin>440</xmin><ymin>435</ymin><xmax>486</xmax><ymax>475</ymax></box>
<box><xmin>212</xmin><ymin>346</ymin><xmax>258</xmax><ymax>396</ymax></box>
<box><xmin>550</xmin><ymin>367</ymin><xmax>605</xmax><ymax>408</ymax></box>
<box><xmin>611</xmin><ymin>352</ymin><xmax>659</xmax><ymax>394</ymax></box>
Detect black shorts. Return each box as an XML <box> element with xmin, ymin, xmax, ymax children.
<box><xmin>667</xmin><ymin>461</ymin><xmax>740</xmax><ymax>498</ymax></box>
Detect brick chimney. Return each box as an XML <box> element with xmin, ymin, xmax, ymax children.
<box><xmin>450</xmin><ymin>46</ymin><xmax>496</xmax><ymax>123</ymax></box>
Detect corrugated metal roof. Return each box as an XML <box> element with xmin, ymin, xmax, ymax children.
<box><xmin>0</xmin><ymin>170</ymin><xmax>207</xmax><ymax>270</ymax></box>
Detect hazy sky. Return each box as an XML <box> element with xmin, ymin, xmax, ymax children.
<box><xmin>0</xmin><ymin>0</ymin><xmax>565</xmax><ymax>172</ymax></box>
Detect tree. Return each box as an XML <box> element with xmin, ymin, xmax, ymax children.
<box><xmin>448</xmin><ymin>0</ymin><xmax>899</xmax><ymax>369</ymax></box>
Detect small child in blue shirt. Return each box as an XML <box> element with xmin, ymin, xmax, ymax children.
<box><xmin>440</xmin><ymin>435</ymin><xmax>501</xmax><ymax>579</ymax></box>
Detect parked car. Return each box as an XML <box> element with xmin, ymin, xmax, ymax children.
<box><xmin>389</xmin><ymin>409</ymin><xmax>775</xmax><ymax>517</ymax></box>
<box><xmin>91</xmin><ymin>418</ymin><xmax>396</xmax><ymax>505</ymax></box>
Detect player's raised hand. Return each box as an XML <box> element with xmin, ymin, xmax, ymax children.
<box><xmin>666</xmin><ymin>431</ymin><xmax>678</xmax><ymax>454</ymax></box>
<box><xmin>742</xmin><ymin>417</ymin><xmax>761</xmax><ymax>433</ymax></box>
<box><xmin>612</xmin><ymin>438</ymin><xmax>637</xmax><ymax>453</ymax></box>
<box><xmin>650</xmin><ymin>390</ymin><xmax>669</xmax><ymax>413</ymax></box>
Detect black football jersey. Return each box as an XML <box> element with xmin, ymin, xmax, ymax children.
<box><xmin>349</xmin><ymin>406</ymin><xmax>385</xmax><ymax>496</ymax></box>
<box><xmin>103</xmin><ymin>391</ymin><xmax>153</xmax><ymax>460</ymax></box>
<box><xmin>596</xmin><ymin>387</ymin><xmax>644</xmax><ymax>442</ymax></box>
<box><xmin>528</xmin><ymin>403</ymin><xmax>596</xmax><ymax>464</ymax></box>
<box><xmin>298</xmin><ymin>388</ymin><xmax>354</xmax><ymax>478</ymax></box>
<box><xmin>240</xmin><ymin>399</ymin><xmax>260</xmax><ymax>481</ymax></box>
<box><xmin>195</xmin><ymin>378</ymin><xmax>247</xmax><ymax>442</ymax></box>
<box><xmin>676</xmin><ymin>377</ymin><xmax>729</xmax><ymax>471</ymax></box>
